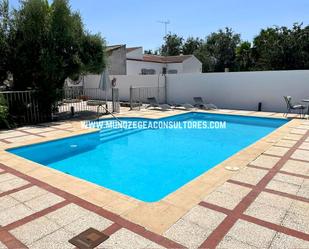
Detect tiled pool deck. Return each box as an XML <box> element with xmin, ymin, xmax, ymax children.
<box><xmin>0</xmin><ymin>108</ymin><xmax>308</xmax><ymax>248</ymax></box>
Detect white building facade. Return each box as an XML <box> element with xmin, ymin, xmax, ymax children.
<box><xmin>106</xmin><ymin>45</ymin><xmax>202</xmax><ymax>75</ymax></box>
<box><xmin>126</xmin><ymin>47</ymin><xmax>202</xmax><ymax>75</ymax></box>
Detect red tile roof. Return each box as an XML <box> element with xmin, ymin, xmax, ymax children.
<box><xmin>128</xmin><ymin>55</ymin><xmax>193</xmax><ymax>64</ymax></box>
<box><xmin>126</xmin><ymin>47</ymin><xmax>142</xmax><ymax>53</ymax></box>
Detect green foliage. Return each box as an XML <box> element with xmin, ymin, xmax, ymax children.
<box><xmin>236</xmin><ymin>41</ymin><xmax>253</xmax><ymax>71</ymax></box>
<box><xmin>183</xmin><ymin>37</ymin><xmax>203</xmax><ymax>55</ymax></box>
<box><xmin>158</xmin><ymin>28</ymin><xmax>241</xmax><ymax>72</ymax></box>
<box><xmin>0</xmin><ymin>0</ymin><xmax>106</xmax><ymax>117</ymax></box>
<box><xmin>252</xmin><ymin>23</ymin><xmax>309</xmax><ymax>70</ymax></box>
<box><xmin>156</xmin><ymin>24</ymin><xmax>309</xmax><ymax>72</ymax></box>
<box><xmin>0</xmin><ymin>0</ymin><xmax>9</xmax><ymax>83</ymax></box>
<box><xmin>144</xmin><ymin>49</ymin><xmax>158</xmax><ymax>55</ymax></box>
<box><xmin>0</xmin><ymin>94</ymin><xmax>10</xmax><ymax>128</ymax></box>
<box><xmin>194</xmin><ymin>44</ymin><xmax>216</xmax><ymax>72</ymax></box>
<box><xmin>160</xmin><ymin>33</ymin><xmax>183</xmax><ymax>56</ymax></box>
<box><xmin>205</xmin><ymin>28</ymin><xmax>241</xmax><ymax>71</ymax></box>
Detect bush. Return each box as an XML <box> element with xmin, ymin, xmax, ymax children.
<box><xmin>0</xmin><ymin>94</ymin><xmax>10</xmax><ymax>129</ymax></box>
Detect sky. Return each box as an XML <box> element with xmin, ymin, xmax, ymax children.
<box><xmin>8</xmin><ymin>0</ymin><xmax>309</xmax><ymax>51</ymax></box>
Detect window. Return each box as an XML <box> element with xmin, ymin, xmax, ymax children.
<box><xmin>167</xmin><ymin>69</ymin><xmax>178</xmax><ymax>74</ymax></box>
<box><xmin>141</xmin><ymin>69</ymin><xmax>156</xmax><ymax>75</ymax></box>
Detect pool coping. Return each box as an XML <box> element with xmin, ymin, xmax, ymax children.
<box><xmin>0</xmin><ymin>109</ymin><xmax>301</xmax><ymax>234</ymax></box>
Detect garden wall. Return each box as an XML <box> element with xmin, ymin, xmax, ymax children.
<box><xmin>84</xmin><ymin>70</ymin><xmax>309</xmax><ymax>112</ymax></box>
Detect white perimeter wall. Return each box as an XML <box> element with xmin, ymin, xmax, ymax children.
<box><xmin>84</xmin><ymin>74</ymin><xmax>164</xmax><ymax>102</ymax></box>
<box><xmin>83</xmin><ymin>70</ymin><xmax>309</xmax><ymax>112</ymax></box>
<box><xmin>167</xmin><ymin>70</ymin><xmax>309</xmax><ymax>112</ymax></box>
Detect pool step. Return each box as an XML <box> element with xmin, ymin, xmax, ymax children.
<box><xmin>99</xmin><ymin>128</ymin><xmax>141</xmax><ymax>143</ymax></box>
<box><xmin>100</xmin><ymin>128</ymin><xmax>123</xmax><ymax>137</ymax></box>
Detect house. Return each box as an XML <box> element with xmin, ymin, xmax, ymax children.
<box><xmin>106</xmin><ymin>45</ymin><xmax>202</xmax><ymax>75</ymax></box>
<box><xmin>106</xmin><ymin>45</ymin><xmax>127</xmax><ymax>75</ymax></box>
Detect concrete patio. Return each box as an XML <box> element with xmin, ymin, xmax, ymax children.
<box><xmin>0</xmin><ymin>108</ymin><xmax>308</xmax><ymax>249</ymax></box>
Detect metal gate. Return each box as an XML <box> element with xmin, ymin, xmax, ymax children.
<box><xmin>0</xmin><ymin>88</ymin><xmax>118</xmax><ymax>126</ymax></box>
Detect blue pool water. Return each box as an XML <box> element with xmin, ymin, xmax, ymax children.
<box><xmin>8</xmin><ymin>113</ymin><xmax>288</xmax><ymax>202</ymax></box>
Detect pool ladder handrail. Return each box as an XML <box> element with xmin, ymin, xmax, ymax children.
<box><xmin>97</xmin><ymin>104</ymin><xmax>123</xmax><ymax>128</ymax></box>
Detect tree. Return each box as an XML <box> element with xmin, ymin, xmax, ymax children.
<box><xmin>205</xmin><ymin>27</ymin><xmax>241</xmax><ymax>71</ymax></box>
<box><xmin>183</xmin><ymin>37</ymin><xmax>203</xmax><ymax>55</ymax></box>
<box><xmin>0</xmin><ymin>0</ymin><xmax>10</xmax><ymax>83</ymax></box>
<box><xmin>5</xmin><ymin>0</ymin><xmax>106</xmax><ymax>115</ymax></box>
<box><xmin>144</xmin><ymin>49</ymin><xmax>158</xmax><ymax>55</ymax></box>
<box><xmin>160</xmin><ymin>33</ymin><xmax>183</xmax><ymax>56</ymax></box>
<box><xmin>252</xmin><ymin>24</ymin><xmax>309</xmax><ymax>70</ymax></box>
<box><xmin>194</xmin><ymin>44</ymin><xmax>216</xmax><ymax>72</ymax></box>
<box><xmin>236</xmin><ymin>41</ymin><xmax>253</xmax><ymax>71</ymax></box>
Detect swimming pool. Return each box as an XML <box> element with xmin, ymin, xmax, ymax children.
<box><xmin>8</xmin><ymin>113</ymin><xmax>288</xmax><ymax>202</ymax></box>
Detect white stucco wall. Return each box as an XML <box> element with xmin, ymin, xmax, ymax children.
<box><xmin>84</xmin><ymin>74</ymin><xmax>165</xmax><ymax>102</ymax></box>
<box><xmin>83</xmin><ymin>70</ymin><xmax>309</xmax><ymax>112</ymax></box>
<box><xmin>182</xmin><ymin>57</ymin><xmax>202</xmax><ymax>73</ymax></box>
<box><xmin>167</xmin><ymin>70</ymin><xmax>309</xmax><ymax>112</ymax></box>
<box><xmin>126</xmin><ymin>48</ymin><xmax>143</xmax><ymax>60</ymax></box>
<box><xmin>127</xmin><ymin>60</ymin><xmax>164</xmax><ymax>75</ymax></box>
<box><xmin>167</xmin><ymin>63</ymin><xmax>183</xmax><ymax>74</ymax></box>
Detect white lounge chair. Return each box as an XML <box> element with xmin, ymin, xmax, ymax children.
<box><xmin>146</xmin><ymin>97</ymin><xmax>172</xmax><ymax>110</ymax></box>
<box><xmin>171</xmin><ymin>103</ymin><xmax>195</xmax><ymax>111</ymax></box>
<box><xmin>193</xmin><ymin>97</ymin><xmax>217</xmax><ymax>110</ymax></box>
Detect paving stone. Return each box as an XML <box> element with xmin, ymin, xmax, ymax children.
<box><xmin>6</xmin><ymin>135</ymin><xmax>39</xmax><ymax>143</ymax></box>
<box><xmin>24</xmin><ymin>192</ymin><xmax>64</xmax><ymax>212</ymax></box>
<box><xmin>182</xmin><ymin>206</ymin><xmax>226</xmax><ymax>230</ymax></box>
<box><xmin>203</xmin><ymin>190</ymin><xmax>244</xmax><ymax>210</ymax></box>
<box><xmin>0</xmin><ymin>196</ymin><xmax>20</xmax><ymax>211</ymax></box>
<box><xmin>254</xmin><ymin>192</ymin><xmax>293</xmax><ymax>210</ymax></box>
<box><xmin>63</xmin><ymin>211</ymin><xmax>113</xmax><ymax>236</ymax></box>
<box><xmin>143</xmin><ymin>241</ymin><xmax>166</xmax><ymax>249</ymax></box>
<box><xmin>291</xmin><ymin>149</ymin><xmax>309</xmax><ymax>161</ymax></box>
<box><xmin>11</xmin><ymin>216</ymin><xmax>60</xmax><ymax>245</ymax></box>
<box><xmin>164</xmin><ymin>218</ymin><xmax>211</xmax><ymax>249</ymax></box>
<box><xmin>299</xmin><ymin>142</ymin><xmax>309</xmax><ymax>150</ymax></box>
<box><xmin>297</xmin><ymin>184</ymin><xmax>309</xmax><ymax>199</ymax></box>
<box><xmin>282</xmin><ymin>212</ymin><xmax>309</xmax><ymax>234</ymax></box>
<box><xmin>291</xmin><ymin>129</ymin><xmax>307</xmax><ymax>135</ymax></box>
<box><xmin>10</xmin><ymin>186</ymin><xmax>48</xmax><ymax>202</ymax></box>
<box><xmin>264</xmin><ymin>146</ymin><xmax>289</xmax><ymax>157</ymax></box>
<box><xmin>269</xmin><ymin>232</ymin><xmax>309</xmax><ymax>249</ymax></box>
<box><xmin>215</xmin><ymin>182</ymin><xmax>251</xmax><ymax>197</ymax></box>
<box><xmin>284</xmin><ymin>134</ymin><xmax>303</xmax><ymax>141</ymax></box>
<box><xmin>46</xmin><ymin>203</ymin><xmax>91</xmax><ymax>227</ymax></box>
<box><xmin>275</xmin><ymin>139</ymin><xmax>297</xmax><ymax>148</ymax></box>
<box><xmin>99</xmin><ymin>228</ymin><xmax>152</xmax><ymax>249</ymax></box>
<box><xmin>266</xmin><ymin>179</ymin><xmax>300</xmax><ymax>195</ymax></box>
<box><xmin>0</xmin><ymin>178</ymin><xmax>29</xmax><ymax>192</ymax></box>
<box><xmin>0</xmin><ymin>241</ymin><xmax>7</xmax><ymax>249</ymax></box>
<box><xmin>289</xmin><ymin>200</ymin><xmax>309</xmax><ymax>217</ymax></box>
<box><xmin>225</xmin><ymin>220</ymin><xmax>276</xmax><ymax>248</ymax></box>
<box><xmin>218</xmin><ymin>235</ymin><xmax>258</xmax><ymax>249</ymax></box>
<box><xmin>29</xmin><ymin>228</ymin><xmax>74</xmax><ymax>249</ymax></box>
<box><xmin>0</xmin><ymin>173</ymin><xmax>16</xmax><ymax>183</ymax></box>
<box><xmin>230</xmin><ymin>167</ymin><xmax>267</xmax><ymax>185</ymax></box>
<box><xmin>298</xmin><ymin>124</ymin><xmax>309</xmax><ymax>130</ymax></box>
<box><xmin>250</xmin><ymin>155</ymin><xmax>280</xmax><ymax>169</ymax></box>
<box><xmin>281</xmin><ymin>160</ymin><xmax>309</xmax><ymax>176</ymax></box>
<box><xmin>0</xmin><ymin>131</ymin><xmax>26</xmax><ymax>139</ymax></box>
<box><xmin>272</xmin><ymin>173</ymin><xmax>304</xmax><ymax>186</ymax></box>
<box><xmin>244</xmin><ymin>201</ymin><xmax>287</xmax><ymax>225</ymax></box>
<box><xmin>0</xmin><ymin>203</ymin><xmax>34</xmax><ymax>226</ymax></box>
